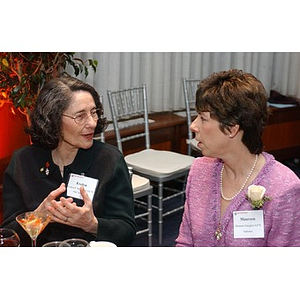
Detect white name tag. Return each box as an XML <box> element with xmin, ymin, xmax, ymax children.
<box><xmin>233</xmin><ymin>210</ymin><xmax>264</xmax><ymax>239</ymax></box>
<box><xmin>67</xmin><ymin>173</ymin><xmax>98</xmax><ymax>201</ymax></box>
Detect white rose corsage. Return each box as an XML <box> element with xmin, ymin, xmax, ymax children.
<box><xmin>246</xmin><ymin>185</ymin><xmax>271</xmax><ymax>210</ymax></box>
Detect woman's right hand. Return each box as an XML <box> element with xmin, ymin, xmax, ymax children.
<box><xmin>35</xmin><ymin>183</ymin><xmax>66</xmax><ymax>214</ymax></box>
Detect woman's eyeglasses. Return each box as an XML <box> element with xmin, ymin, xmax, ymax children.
<box><xmin>62</xmin><ymin>108</ymin><xmax>101</xmax><ymax>125</ymax></box>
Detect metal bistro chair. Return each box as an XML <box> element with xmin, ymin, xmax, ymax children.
<box><xmin>182</xmin><ymin>78</ymin><xmax>202</xmax><ymax>156</ymax></box>
<box><xmin>128</xmin><ymin>167</ymin><xmax>153</xmax><ymax>247</ymax></box>
<box><xmin>107</xmin><ymin>84</ymin><xmax>194</xmax><ymax>245</ymax></box>
<box><xmin>96</xmin><ymin>109</ymin><xmax>153</xmax><ymax>247</ymax></box>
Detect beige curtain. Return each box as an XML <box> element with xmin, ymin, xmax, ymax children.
<box><xmin>74</xmin><ymin>52</ymin><xmax>300</xmax><ymax>119</ymax></box>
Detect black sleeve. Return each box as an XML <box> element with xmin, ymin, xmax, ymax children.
<box><xmin>95</xmin><ymin>156</ymin><xmax>136</xmax><ymax>246</ymax></box>
<box><xmin>1</xmin><ymin>155</ymin><xmax>32</xmax><ymax>245</ymax></box>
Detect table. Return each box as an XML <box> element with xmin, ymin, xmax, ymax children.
<box><xmin>262</xmin><ymin>105</ymin><xmax>300</xmax><ymax>160</ymax></box>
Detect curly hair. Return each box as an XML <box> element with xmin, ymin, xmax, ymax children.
<box><xmin>195</xmin><ymin>69</ymin><xmax>270</xmax><ymax>154</ymax></box>
<box><xmin>25</xmin><ymin>75</ymin><xmax>107</xmax><ymax>149</ymax></box>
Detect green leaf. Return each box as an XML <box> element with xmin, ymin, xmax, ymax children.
<box><xmin>32</xmin><ymin>74</ymin><xmax>40</xmax><ymax>84</ymax></box>
<box><xmin>17</xmin><ymin>93</ymin><xmax>26</xmax><ymax>107</ymax></box>
<box><xmin>84</xmin><ymin>66</ymin><xmax>88</xmax><ymax>78</ymax></box>
<box><xmin>2</xmin><ymin>58</ymin><xmax>9</xmax><ymax>68</ymax></box>
<box><xmin>21</xmin><ymin>76</ymin><xmax>27</xmax><ymax>85</ymax></box>
<box><xmin>12</xmin><ymin>85</ymin><xmax>21</xmax><ymax>94</ymax></box>
<box><xmin>74</xmin><ymin>65</ymin><xmax>79</xmax><ymax>76</ymax></box>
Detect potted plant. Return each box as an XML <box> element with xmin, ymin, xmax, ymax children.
<box><xmin>0</xmin><ymin>52</ymin><xmax>98</xmax><ymax>159</ymax></box>
<box><xmin>0</xmin><ymin>52</ymin><xmax>97</xmax><ymax>112</ymax></box>
<box><xmin>0</xmin><ymin>53</ymin><xmax>98</xmax><ymax>219</ymax></box>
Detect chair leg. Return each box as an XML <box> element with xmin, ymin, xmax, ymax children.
<box><xmin>158</xmin><ymin>182</ymin><xmax>163</xmax><ymax>245</ymax></box>
<box><xmin>147</xmin><ymin>193</ymin><xmax>152</xmax><ymax>247</ymax></box>
<box><xmin>181</xmin><ymin>175</ymin><xmax>187</xmax><ymax>202</ymax></box>
<box><xmin>188</xmin><ymin>143</ymin><xmax>191</xmax><ymax>156</ymax></box>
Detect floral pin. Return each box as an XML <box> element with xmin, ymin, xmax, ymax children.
<box><xmin>40</xmin><ymin>162</ymin><xmax>50</xmax><ymax>176</ymax></box>
<box><xmin>246</xmin><ymin>184</ymin><xmax>271</xmax><ymax>210</ymax></box>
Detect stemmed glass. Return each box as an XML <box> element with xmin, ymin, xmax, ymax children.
<box><xmin>0</xmin><ymin>228</ymin><xmax>20</xmax><ymax>247</ymax></box>
<box><xmin>16</xmin><ymin>211</ymin><xmax>52</xmax><ymax>247</ymax></box>
<box><xmin>60</xmin><ymin>238</ymin><xmax>89</xmax><ymax>247</ymax></box>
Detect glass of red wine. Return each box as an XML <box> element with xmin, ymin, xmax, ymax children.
<box><xmin>0</xmin><ymin>228</ymin><xmax>20</xmax><ymax>247</ymax></box>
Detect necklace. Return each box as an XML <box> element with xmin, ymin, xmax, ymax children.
<box><xmin>59</xmin><ymin>166</ymin><xmax>64</xmax><ymax>176</ymax></box>
<box><xmin>215</xmin><ymin>154</ymin><xmax>258</xmax><ymax>240</ymax></box>
<box><xmin>220</xmin><ymin>154</ymin><xmax>258</xmax><ymax>201</ymax></box>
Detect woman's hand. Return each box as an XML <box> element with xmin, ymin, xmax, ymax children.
<box><xmin>47</xmin><ymin>186</ymin><xmax>98</xmax><ymax>235</ymax></box>
<box><xmin>35</xmin><ymin>183</ymin><xmax>67</xmax><ymax>214</ymax></box>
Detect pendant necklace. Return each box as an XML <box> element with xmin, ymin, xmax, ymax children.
<box><xmin>215</xmin><ymin>222</ymin><xmax>223</xmax><ymax>241</ymax></box>
<box><xmin>215</xmin><ymin>154</ymin><xmax>258</xmax><ymax>240</ymax></box>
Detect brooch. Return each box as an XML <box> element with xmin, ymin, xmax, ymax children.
<box><xmin>40</xmin><ymin>161</ymin><xmax>50</xmax><ymax>176</ymax></box>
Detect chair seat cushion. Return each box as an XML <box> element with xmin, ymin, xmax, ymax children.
<box><xmin>188</xmin><ymin>138</ymin><xmax>202</xmax><ymax>152</ymax></box>
<box><xmin>125</xmin><ymin>149</ymin><xmax>195</xmax><ymax>177</ymax></box>
<box><xmin>131</xmin><ymin>174</ymin><xmax>150</xmax><ymax>193</ymax></box>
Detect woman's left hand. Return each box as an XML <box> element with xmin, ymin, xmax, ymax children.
<box><xmin>47</xmin><ymin>186</ymin><xmax>98</xmax><ymax>235</ymax></box>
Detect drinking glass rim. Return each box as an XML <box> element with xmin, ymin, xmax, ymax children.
<box><xmin>0</xmin><ymin>228</ymin><xmax>19</xmax><ymax>238</ymax></box>
<box><xmin>60</xmin><ymin>238</ymin><xmax>89</xmax><ymax>247</ymax></box>
<box><xmin>16</xmin><ymin>210</ymin><xmax>52</xmax><ymax>219</ymax></box>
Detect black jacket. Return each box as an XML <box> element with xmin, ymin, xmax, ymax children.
<box><xmin>1</xmin><ymin>140</ymin><xmax>136</xmax><ymax>246</ymax></box>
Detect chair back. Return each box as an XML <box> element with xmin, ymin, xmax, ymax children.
<box><xmin>182</xmin><ymin>78</ymin><xmax>201</xmax><ymax>154</ymax></box>
<box><xmin>107</xmin><ymin>84</ymin><xmax>150</xmax><ymax>153</ymax></box>
<box><xmin>99</xmin><ymin>94</ymin><xmax>106</xmax><ymax>143</ymax></box>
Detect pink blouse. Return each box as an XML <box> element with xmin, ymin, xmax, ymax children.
<box><xmin>176</xmin><ymin>152</ymin><xmax>300</xmax><ymax>247</ymax></box>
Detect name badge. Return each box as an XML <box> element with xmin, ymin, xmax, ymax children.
<box><xmin>233</xmin><ymin>210</ymin><xmax>264</xmax><ymax>239</ymax></box>
<box><xmin>67</xmin><ymin>173</ymin><xmax>99</xmax><ymax>201</ymax></box>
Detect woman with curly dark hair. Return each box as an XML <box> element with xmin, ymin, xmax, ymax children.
<box><xmin>2</xmin><ymin>76</ymin><xmax>136</xmax><ymax>246</ymax></box>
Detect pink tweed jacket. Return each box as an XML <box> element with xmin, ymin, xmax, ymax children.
<box><xmin>176</xmin><ymin>152</ymin><xmax>300</xmax><ymax>247</ymax></box>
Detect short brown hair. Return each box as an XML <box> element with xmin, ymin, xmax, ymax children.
<box><xmin>195</xmin><ymin>69</ymin><xmax>269</xmax><ymax>154</ymax></box>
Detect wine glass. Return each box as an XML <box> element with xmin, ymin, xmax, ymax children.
<box><xmin>60</xmin><ymin>238</ymin><xmax>89</xmax><ymax>247</ymax></box>
<box><xmin>0</xmin><ymin>228</ymin><xmax>20</xmax><ymax>247</ymax></box>
<box><xmin>16</xmin><ymin>211</ymin><xmax>52</xmax><ymax>247</ymax></box>
<box><xmin>42</xmin><ymin>241</ymin><xmax>71</xmax><ymax>247</ymax></box>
